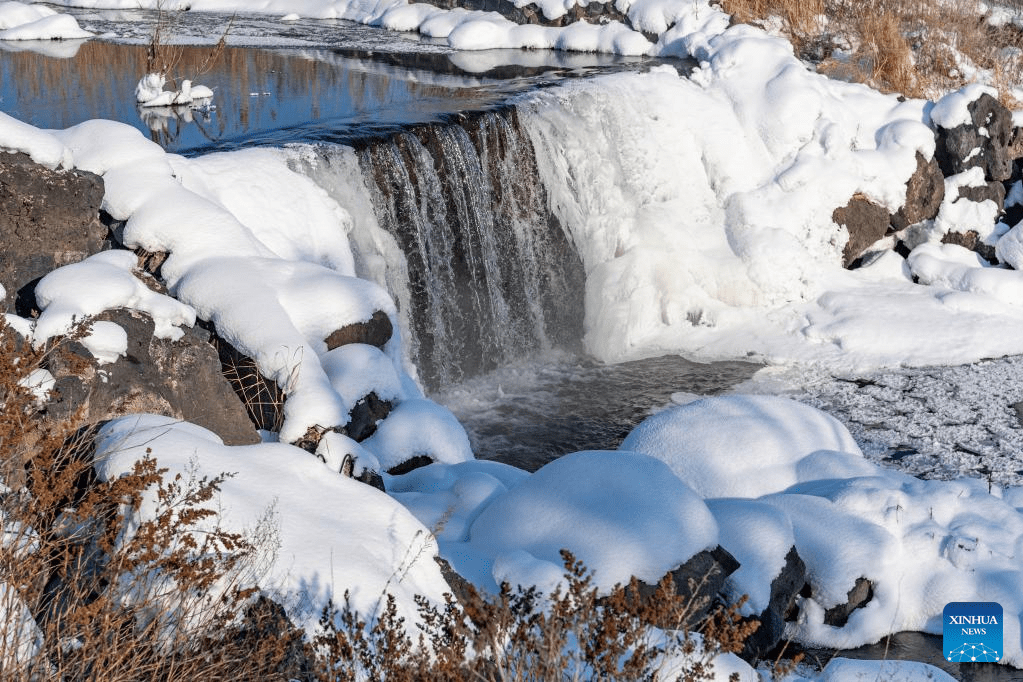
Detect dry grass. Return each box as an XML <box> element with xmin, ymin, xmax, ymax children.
<box><xmin>717</xmin><ymin>0</ymin><xmax>1023</xmax><ymax>103</ymax></box>
<box><xmin>314</xmin><ymin>550</ymin><xmax>759</xmax><ymax>681</ymax></box>
<box><xmin>0</xmin><ymin>318</ymin><xmax>299</xmax><ymax>680</ymax></box>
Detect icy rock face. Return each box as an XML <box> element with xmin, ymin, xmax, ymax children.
<box><xmin>0</xmin><ymin>152</ymin><xmax>107</xmax><ymax>315</ymax></box>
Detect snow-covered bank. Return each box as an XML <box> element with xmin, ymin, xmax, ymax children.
<box><xmin>48</xmin><ymin>0</ymin><xmax>738</xmax><ymax>57</ymax></box>
<box><xmin>0</xmin><ymin>1</ymin><xmax>92</xmax><ymax>40</ymax></box>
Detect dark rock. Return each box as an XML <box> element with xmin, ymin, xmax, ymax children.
<box><xmin>344</xmin><ymin>392</ymin><xmax>392</xmax><ymax>442</ymax></box>
<box><xmin>823</xmin><ymin>577</ymin><xmax>874</xmax><ymax>627</ymax></box>
<box><xmin>934</xmin><ymin>93</ymin><xmax>1014</xmax><ymax>182</ymax></box>
<box><xmin>44</xmin><ymin>309</ymin><xmax>259</xmax><ymax>445</ymax></box>
<box><xmin>435</xmin><ymin>556</ymin><xmax>476</xmax><ymax>604</ymax></box>
<box><xmin>833</xmin><ymin>195</ymin><xmax>891</xmax><ymax>266</ymax></box>
<box><xmin>292</xmin><ymin>425</ymin><xmax>327</xmax><ymax>454</ymax></box>
<box><xmin>892</xmin><ymin>153</ymin><xmax>945</xmax><ymax>230</ymax></box>
<box><xmin>358</xmin><ymin>469</ymin><xmax>386</xmax><ymax>492</ymax></box>
<box><xmin>386</xmin><ymin>455</ymin><xmax>435</xmax><ymax>477</ymax></box>
<box><xmin>1012</xmin><ymin>400</ymin><xmax>1023</xmax><ymax>429</ymax></box>
<box><xmin>632</xmin><ymin>545</ymin><xmax>740</xmax><ymax>629</ymax></box>
<box><xmin>324</xmin><ymin>310</ymin><xmax>393</xmax><ymax>350</ymax></box>
<box><xmin>940</xmin><ymin>230</ymin><xmax>998</xmax><ymax>264</ymax></box>
<box><xmin>210</xmin><ymin>329</ymin><xmax>286</xmax><ymax>433</ymax></box>
<box><xmin>0</xmin><ymin>152</ymin><xmax>108</xmax><ymax>315</ymax></box>
<box><xmin>234</xmin><ymin>596</ymin><xmax>314</xmax><ymax>681</ymax></box>
<box><xmin>1009</xmin><ymin>127</ymin><xmax>1023</xmax><ymax>164</ymax></box>
<box><xmin>956</xmin><ymin>179</ymin><xmax>1006</xmax><ymax>212</ymax></box>
<box><xmin>740</xmin><ymin>546</ymin><xmax>807</xmax><ymax>662</ymax></box>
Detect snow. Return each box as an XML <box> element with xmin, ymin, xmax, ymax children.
<box><xmin>6</xmin><ymin>4</ymin><xmax>1023</xmax><ymax>677</ymax></box>
<box><xmin>0</xmin><ymin>1</ymin><xmax>92</xmax><ymax>40</ymax></box>
<box><xmin>614</xmin><ymin>400</ymin><xmax>1023</xmax><ymax>666</ymax></box>
<box><xmin>0</xmin><ymin>110</ymin><xmax>72</xmax><ymax>169</ymax></box>
<box><xmin>0</xmin><ymin>583</ymin><xmax>43</xmax><ymax>674</ymax></box>
<box><xmin>362</xmin><ymin>398</ymin><xmax>474</xmax><ymax>471</ymax></box>
<box><xmin>706</xmin><ymin>498</ymin><xmax>795</xmax><ymax>614</ymax></box>
<box><xmin>620</xmin><ymin>395</ymin><xmax>865</xmax><ymax>498</ymax></box>
<box><xmin>463</xmin><ymin>449</ymin><xmax>719</xmax><ymax>593</ymax></box>
<box><xmin>18</xmin><ymin>367</ymin><xmax>55</xmax><ymax>404</ymax></box>
<box><xmin>32</xmin><ymin>250</ymin><xmax>197</xmax><ymax>345</ymax></box>
<box><xmin>135</xmin><ymin>74</ymin><xmax>214</xmax><ymax>107</ymax></box>
<box><xmin>42</xmin><ymin>121</ymin><xmax>458</xmax><ymax>446</ymax></box>
<box><xmin>814</xmin><ymin>658</ymin><xmax>956</xmax><ymax>682</ymax></box>
<box><xmin>81</xmin><ymin>320</ymin><xmax>128</xmax><ymax>364</ymax></box>
<box><xmin>387</xmin><ymin>459</ymin><xmax>529</xmax><ymax>543</ymax></box>
<box><xmin>93</xmin><ymin>414</ymin><xmax>451</xmax><ymax>632</ymax></box>
<box><xmin>929</xmin><ymin>84</ymin><xmax>997</xmax><ymax>129</ymax></box>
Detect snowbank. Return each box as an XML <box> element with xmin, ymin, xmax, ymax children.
<box><xmin>33</xmin><ymin>119</ymin><xmax>469</xmax><ymax>452</ymax></box>
<box><xmin>94</xmin><ymin>415</ymin><xmax>451</xmax><ymax>632</ymax></box>
<box><xmin>625</xmin><ymin>396</ymin><xmax>1023</xmax><ymax>666</ymax></box>
<box><xmin>0</xmin><ymin>1</ymin><xmax>92</xmax><ymax>40</ymax></box>
<box><xmin>620</xmin><ymin>395</ymin><xmax>866</xmax><ymax>498</ymax></box>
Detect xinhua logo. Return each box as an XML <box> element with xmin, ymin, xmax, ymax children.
<box><xmin>943</xmin><ymin>602</ymin><xmax>1002</xmax><ymax>663</ymax></box>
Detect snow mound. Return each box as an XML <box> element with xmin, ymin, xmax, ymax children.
<box><xmin>0</xmin><ymin>2</ymin><xmax>92</xmax><ymax>40</ymax></box>
<box><xmin>817</xmin><ymin>658</ymin><xmax>956</xmax><ymax>682</ymax></box>
<box><xmin>135</xmin><ymin>73</ymin><xmax>214</xmax><ymax>107</ymax></box>
<box><xmin>362</xmin><ymin>398</ymin><xmax>474</xmax><ymax>471</ymax></box>
<box><xmin>32</xmin><ymin>250</ymin><xmax>196</xmax><ymax>345</ymax></box>
<box><xmin>621</xmin><ymin>395</ymin><xmax>865</xmax><ymax>498</ymax></box>
<box><xmin>387</xmin><ymin>459</ymin><xmax>530</xmax><ymax>542</ymax></box>
<box><xmin>467</xmin><ymin>450</ymin><xmax>719</xmax><ymax>593</ymax></box>
<box><xmin>0</xmin><ymin>111</ymin><xmax>72</xmax><ymax>169</ymax></box>
<box><xmin>94</xmin><ymin>414</ymin><xmax>450</xmax><ymax>632</ymax></box>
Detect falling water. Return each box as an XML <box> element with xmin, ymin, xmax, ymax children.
<box><xmin>353</xmin><ymin>109</ymin><xmax>585</xmax><ymax>388</ymax></box>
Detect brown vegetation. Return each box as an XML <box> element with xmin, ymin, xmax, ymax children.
<box><xmin>717</xmin><ymin>0</ymin><xmax>1023</xmax><ymax>103</ymax></box>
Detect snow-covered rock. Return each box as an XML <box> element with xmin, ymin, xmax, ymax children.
<box><xmin>620</xmin><ymin>395</ymin><xmax>867</xmax><ymax>498</ymax></box>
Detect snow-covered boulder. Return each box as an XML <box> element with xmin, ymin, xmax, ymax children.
<box><xmin>620</xmin><ymin>395</ymin><xmax>869</xmax><ymax>498</ymax></box>
<box><xmin>467</xmin><ymin>449</ymin><xmax>720</xmax><ymax>593</ymax></box>
<box><xmin>94</xmin><ymin>415</ymin><xmax>452</xmax><ymax>633</ymax></box>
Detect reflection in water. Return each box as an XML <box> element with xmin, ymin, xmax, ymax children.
<box><xmin>137</xmin><ymin>102</ymin><xmax>218</xmax><ymax>148</ymax></box>
<box><xmin>0</xmin><ymin>41</ymin><xmax>495</xmax><ymax>152</ymax></box>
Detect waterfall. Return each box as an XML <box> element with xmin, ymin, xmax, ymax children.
<box><xmin>293</xmin><ymin>108</ymin><xmax>585</xmax><ymax>389</ymax></box>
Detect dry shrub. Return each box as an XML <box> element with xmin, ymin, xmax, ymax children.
<box><xmin>0</xmin><ymin>317</ymin><xmax>298</xmax><ymax>680</ymax></box>
<box><xmin>718</xmin><ymin>0</ymin><xmax>1023</xmax><ymax>102</ymax></box>
<box><xmin>144</xmin><ymin>0</ymin><xmax>233</xmax><ymax>87</ymax></box>
<box><xmin>314</xmin><ymin>550</ymin><xmax>759</xmax><ymax>681</ymax></box>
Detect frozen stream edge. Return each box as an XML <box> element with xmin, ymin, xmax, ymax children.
<box><xmin>740</xmin><ymin>357</ymin><xmax>1023</xmax><ymax>488</ymax></box>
